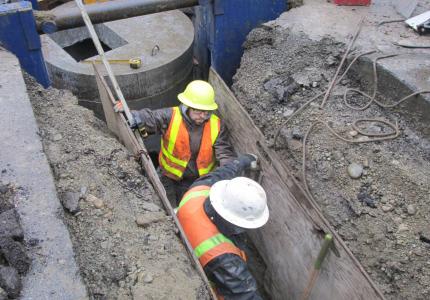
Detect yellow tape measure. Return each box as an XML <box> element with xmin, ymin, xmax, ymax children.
<box><xmin>83</xmin><ymin>58</ymin><xmax>142</xmax><ymax>69</ymax></box>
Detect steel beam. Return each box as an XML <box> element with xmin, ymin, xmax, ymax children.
<box><xmin>36</xmin><ymin>0</ymin><xmax>198</xmax><ymax>32</ymax></box>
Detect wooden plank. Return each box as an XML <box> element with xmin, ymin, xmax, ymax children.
<box><xmin>93</xmin><ymin>65</ymin><xmax>217</xmax><ymax>300</ymax></box>
<box><xmin>209</xmin><ymin>68</ymin><xmax>385</xmax><ymax>300</ymax></box>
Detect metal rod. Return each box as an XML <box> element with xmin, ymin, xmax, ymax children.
<box><xmin>92</xmin><ymin>65</ymin><xmax>218</xmax><ymax>300</ymax></box>
<box><xmin>319</xmin><ymin>17</ymin><xmax>364</xmax><ymax>109</ymax></box>
<box><xmin>74</xmin><ymin>0</ymin><xmax>134</xmax><ymax>123</ymax></box>
<box><xmin>77</xmin><ymin>3</ymin><xmax>216</xmax><ymax>297</ymax></box>
<box><xmin>38</xmin><ymin>0</ymin><xmax>198</xmax><ymax>32</ymax></box>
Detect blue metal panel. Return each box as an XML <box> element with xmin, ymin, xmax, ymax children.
<box><xmin>0</xmin><ymin>1</ymin><xmax>50</xmax><ymax>88</ymax></box>
<box><xmin>28</xmin><ymin>0</ymin><xmax>39</xmax><ymax>10</ymax></box>
<box><xmin>211</xmin><ymin>0</ymin><xmax>286</xmax><ymax>85</ymax></box>
<box><xmin>193</xmin><ymin>0</ymin><xmax>214</xmax><ymax>80</ymax></box>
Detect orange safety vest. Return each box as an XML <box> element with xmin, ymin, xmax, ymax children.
<box><xmin>177</xmin><ymin>185</ymin><xmax>246</xmax><ymax>267</ymax></box>
<box><xmin>159</xmin><ymin>107</ymin><xmax>221</xmax><ymax>180</ymax></box>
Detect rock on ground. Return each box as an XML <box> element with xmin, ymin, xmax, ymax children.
<box><xmin>0</xmin><ymin>237</ymin><xmax>30</xmax><ymax>275</ymax></box>
<box><xmin>135</xmin><ymin>212</ymin><xmax>166</xmax><ymax>228</ymax></box>
<box><xmin>0</xmin><ymin>183</ymin><xmax>27</xmax><ymax>299</ymax></box>
<box><xmin>0</xmin><ymin>210</ymin><xmax>23</xmax><ymax>240</ymax></box>
<box><xmin>288</xmin><ymin>0</ymin><xmax>303</xmax><ymax>8</ymax></box>
<box><xmin>232</xmin><ymin>10</ymin><xmax>430</xmax><ymax>300</ymax></box>
<box><xmin>0</xmin><ymin>185</ymin><xmax>14</xmax><ymax>214</ymax></box>
<box><xmin>0</xmin><ymin>286</ymin><xmax>7</xmax><ymax>299</ymax></box>
<box><xmin>25</xmin><ymin>75</ymin><xmax>208</xmax><ymax>299</ymax></box>
<box><xmin>0</xmin><ymin>266</ymin><xmax>21</xmax><ymax>299</ymax></box>
<box><xmin>60</xmin><ymin>191</ymin><xmax>80</xmax><ymax>214</ymax></box>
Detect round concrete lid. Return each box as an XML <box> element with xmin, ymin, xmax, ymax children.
<box><xmin>41</xmin><ymin>7</ymin><xmax>194</xmax><ymax>76</ymax></box>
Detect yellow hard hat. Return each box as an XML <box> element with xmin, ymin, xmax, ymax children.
<box><xmin>177</xmin><ymin>80</ymin><xmax>218</xmax><ymax>111</ymax></box>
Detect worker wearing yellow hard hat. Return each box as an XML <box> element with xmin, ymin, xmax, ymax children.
<box><xmin>116</xmin><ymin>80</ymin><xmax>235</xmax><ymax>207</ymax></box>
<box><xmin>177</xmin><ymin>80</ymin><xmax>218</xmax><ymax>111</ymax></box>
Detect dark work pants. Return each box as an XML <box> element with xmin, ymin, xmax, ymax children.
<box><xmin>204</xmin><ymin>253</ymin><xmax>262</xmax><ymax>300</ymax></box>
<box><xmin>159</xmin><ymin>174</ymin><xmax>195</xmax><ymax>207</ymax></box>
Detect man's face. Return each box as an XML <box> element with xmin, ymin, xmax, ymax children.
<box><xmin>188</xmin><ymin>108</ymin><xmax>210</xmax><ymax>125</ymax></box>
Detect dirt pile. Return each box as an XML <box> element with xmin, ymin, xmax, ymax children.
<box><xmin>0</xmin><ymin>183</ymin><xmax>30</xmax><ymax>299</ymax></box>
<box><xmin>232</xmin><ymin>24</ymin><xmax>430</xmax><ymax>299</ymax></box>
<box><xmin>25</xmin><ymin>76</ymin><xmax>208</xmax><ymax>299</ymax></box>
<box><xmin>288</xmin><ymin>0</ymin><xmax>303</xmax><ymax>8</ymax></box>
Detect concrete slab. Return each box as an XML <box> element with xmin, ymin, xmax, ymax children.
<box><xmin>41</xmin><ymin>7</ymin><xmax>194</xmax><ymax>108</ymax></box>
<box><xmin>394</xmin><ymin>0</ymin><xmax>418</xmax><ymax>18</ymax></box>
<box><xmin>269</xmin><ymin>0</ymin><xmax>430</xmax><ymax>129</ymax></box>
<box><xmin>0</xmin><ymin>49</ymin><xmax>87</xmax><ymax>299</ymax></box>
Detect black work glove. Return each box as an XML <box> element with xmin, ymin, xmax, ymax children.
<box><xmin>129</xmin><ymin>111</ymin><xmax>149</xmax><ymax>137</ymax></box>
<box><xmin>237</xmin><ymin>153</ymin><xmax>258</xmax><ymax>170</ymax></box>
<box><xmin>129</xmin><ymin>111</ymin><xmax>143</xmax><ymax>130</ymax></box>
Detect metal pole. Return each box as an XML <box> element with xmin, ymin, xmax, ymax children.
<box><xmin>37</xmin><ymin>0</ymin><xmax>198</xmax><ymax>32</ymax></box>
<box><xmin>319</xmin><ymin>17</ymin><xmax>364</xmax><ymax>109</ymax></box>
<box><xmin>74</xmin><ymin>0</ymin><xmax>133</xmax><ymax>123</ymax></box>
<box><xmin>75</xmin><ymin>3</ymin><xmax>217</xmax><ymax>298</ymax></box>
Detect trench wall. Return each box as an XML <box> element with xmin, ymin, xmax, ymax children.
<box><xmin>0</xmin><ymin>49</ymin><xmax>87</xmax><ymax>299</ymax></box>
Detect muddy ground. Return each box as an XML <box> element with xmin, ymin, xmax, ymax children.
<box><xmin>25</xmin><ymin>76</ymin><xmax>208</xmax><ymax>300</ymax></box>
<box><xmin>232</xmin><ymin>25</ymin><xmax>430</xmax><ymax>299</ymax></box>
<box><xmin>0</xmin><ymin>182</ymin><xmax>29</xmax><ymax>299</ymax></box>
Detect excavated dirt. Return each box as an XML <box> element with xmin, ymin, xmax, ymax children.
<box><xmin>0</xmin><ymin>182</ymin><xmax>29</xmax><ymax>299</ymax></box>
<box><xmin>232</xmin><ymin>25</ymin><xmax>430</xmax><ymax>299</ymax></box>
<box><xmin>24</xmin><ymin>76</ymin><xmax>208</xmax><ymax>300</ymax></box>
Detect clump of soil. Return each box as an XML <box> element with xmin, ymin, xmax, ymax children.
<box><xmin>0</xmin><ymin>182</ymin><xmax>30</xmax><ymax>299</ymax></box>
<box><xmin>288</xmin><ymin>0</ymin><xmax>303</xmax><ymax>9</ymax></box>
<box><xmin>25</xmin><ymin>76</ymin><xmax>208</xmax><ymax>299</ymax></box>
<box><xmin>232</xmin><ymin>25</ymin><xmax>430</xmax><ymax>299</ymax></box>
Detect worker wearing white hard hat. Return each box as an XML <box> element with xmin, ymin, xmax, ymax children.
<box><xmin>209</xmin><ymin>177</ymin><xmax>269</xmax><ymax>229</ymax></box>
<box><xmin>177</xmin><ymin>154</ymin><xmax>269</xmax><ymax>299</ymax></box>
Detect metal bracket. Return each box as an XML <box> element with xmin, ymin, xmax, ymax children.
<box><xmin>214</xmin><ymin>0</ymin><xmax>224</xmax><ymax>15</ymax></box>
<box><xmin>406</xmin><ymin>10</ymin><xmax>430</xmax><ymax>34</ymax></box>
<box><xmin>18</xmin><ymin>2</ymin><xmax>41</xmax><ymax>50</ymax></box>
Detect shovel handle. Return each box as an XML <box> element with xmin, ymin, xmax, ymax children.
<box><xmin>314</xmin><ymin>234</ymin><xmax>333</xmax><ymax>270</ymax></box>
<box><xmin>301</xmin><ymin>234</ymin><xmax>334</xmax><ymax>300</ymax></box>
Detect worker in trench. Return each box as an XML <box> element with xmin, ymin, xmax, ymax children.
<box><xmin>115</xmin><ymin>80</ymin><xmax>235</xmax><ymax>207</ymax></box>
<box><xmin>177</xmin><ymin>153</ymin><xmax>268</xmax><ymax>299</ymax></box>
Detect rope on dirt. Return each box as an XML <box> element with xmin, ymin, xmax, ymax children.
<box><xmin>77</xmin><ymin>99</ymin><xmax>102</xmax><ymax>104</ymax></box>
<box><xmin>392</xmin><ymin>41</ymin><xmax>430</xmax><ymax>49</ymax></box>
<box><xmin>300</xmin><ymin>53</ymin><xmax>430</xmax><ymax>204</ymax></box>
<box><xmin>352</xmin><ymin>118</ymin><xmax>399</xmax><ymax>138</ymax></box>
<box><xmin>107</xmin><ymin>168</ymin><xmax>146</xmax><ymax>199</ymax></box>
<box><xmin>273</xmin><ymin>52</ymin><xmax>428</xmax><ymax>202</ymax></box>
<box><xmin>343</xmin><ymin>54</ymin><xmax>397</xmax><ymax>111</ymax></box>
<box><xmin>343</xmin><ymin>54</ymin><xmax>430</xmax><ymax>110</ymax></box>
<box><xmin>272</xmin><ymin>50</ymin><xmax>376</xmax><ymax>148</ymax></box>
<box><xmin>344</xmin><ymin>87</ymin><xmax>430</xmax><ymax>110</ymax></box>
<box><xmin>377</xmin><ymin>19</ymin><xmax>405</xmax><ymax>26</ymax></box>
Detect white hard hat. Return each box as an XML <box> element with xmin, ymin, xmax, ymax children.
<box><xmin>209</xmin><ymin>177</ymin><xmax>269</xmax><ymax>229</ymax></box>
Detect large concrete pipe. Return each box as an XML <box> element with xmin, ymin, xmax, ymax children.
<box><xmin>36</xmin><ymin>0</ymin><xmax>198</xmax><ymax>32</ymax></box>
<box><xmin>41</xmin><ymin>7</ymin><xmax>194</xmax><ymax>155</ymax></box>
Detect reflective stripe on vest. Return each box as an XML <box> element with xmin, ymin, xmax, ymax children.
<box><xmin>178</xmin><ymin>189</ymin><xmax>210</xmax><ymax>209</ymax></box>
<box><xmin>161</xmin><ymin>139</ymin><xmax>187</xmax><ymax>167</ymax></box>
<box><xmin>196</xmin><ymin>113</ymin><xmax>220</xmax><ymax>176</ymax></box>
<box><xmin>210</xmin><ymin>114</ymin><xmax>220</xmax><ymax>144</ymax></box>
<box><xmin>159</xmin><ymin>107</ymin><xmax>220</xmax><ymax>180</ymax></box>
<box><xmin>177</xmin><ymin>186</ymin><xmax>244</xmax><ymax>267</ymax></box>
<box><xmin>194</xmin><ymin>233</ymin><xmax>234</xmax><ymax>258</ymax></box>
